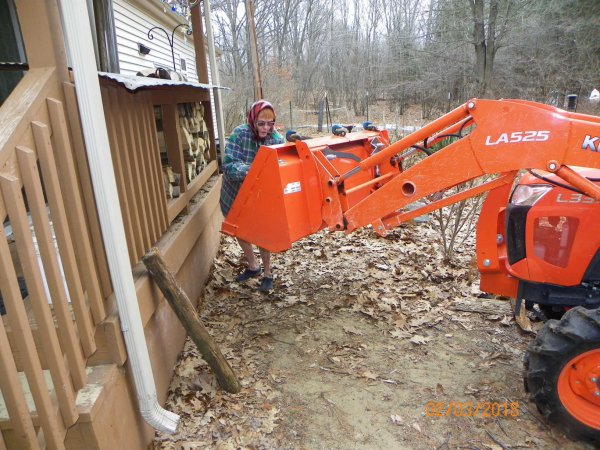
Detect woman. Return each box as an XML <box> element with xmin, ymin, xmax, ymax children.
<box><xmin>220</xmin><ymin>100</ymin><xmax>285</xmax><ymax>292</ymax></box>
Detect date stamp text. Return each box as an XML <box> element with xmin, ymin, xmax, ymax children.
<box><xmin>425</xmin><ymin>401</ymin><xmax>519</xmax><ymax>418</ymax></box>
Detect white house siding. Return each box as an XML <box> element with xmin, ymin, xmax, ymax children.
<box><xmin>113</xmin><ymin>0</ymin><xmax>198</xmax><ymax>82</ymax></box>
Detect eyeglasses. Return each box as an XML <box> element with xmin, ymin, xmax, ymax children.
<box><xmin>256</xmin><ymin>121</ymin><xmax>275</xmax><ymax>128</ymax></box>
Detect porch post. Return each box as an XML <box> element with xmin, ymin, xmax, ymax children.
<box><xmin>200</xmin><ymin>0</ymin><xmax>227</xmax><ymax>160</ymax></box>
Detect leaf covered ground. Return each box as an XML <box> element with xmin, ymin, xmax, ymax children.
<box><xmin>152</xmin><ymin>221</ymin><xmax>593</xmax><ymax>450</ymax></box>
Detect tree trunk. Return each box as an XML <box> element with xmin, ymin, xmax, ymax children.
<box><xmin>470</xmin><ymin>0</ymin><xmax>487</xmax><ymax>96</ymax></box>
<box><xmin>142</xmin><ymin>248</ymin><xmax>241</xmax><ymax>394</ymax></box>
<box><xmin>484</xmin><ymin>0</ymin><xmax>499</xmax><ymax>95</ymax></box>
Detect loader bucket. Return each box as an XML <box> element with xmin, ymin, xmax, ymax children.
<box><xmin>221</xmin><ymin>131</ymin><xmax>392</xmax><ymax>252</ymax></box>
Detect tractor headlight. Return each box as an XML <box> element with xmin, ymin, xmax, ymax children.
<box><xmin>510</xmin><ymin>184</ymin><xmax>552</xmax><ymax>206</ymax></box>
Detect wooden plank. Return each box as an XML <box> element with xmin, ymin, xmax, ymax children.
<box><xmin>201</xmin><ymin>100</ymin><xmax>217</xmax><ymax>163</ymax></box>
<box><xmin>16</xmin><ymin>147</ymin><xmax>87</xmax><ymax>390</ymax></box>
<box><xmin>0</xmin><ymin>428</ymin><xmax>6</xmax><ymax>450</ymax></box>
<box><xmin>0</xmin><ymin>174</ymin><xmax>78</xmax><ymax>434</ymax></box>
<box><xmin>191</xmin><ymin>6</ymin><xmax>210</xmax><ymax>84</ymax></box>
<box><xmin>135</xmin><ymin>97</ymin><xmax>162</xmax><ymax>241</ymax></box>
<box><xmin>163</xmin><ymin>175</ymin><xmax>221</xmax><ymax>274</ymax></box>
<box><xmin>0</xmin><ymin>319</ymin><xmax>39</xmax><ymax>449</ymax></box>
<box><xmin>167</xmin><ymin>160</ymin><xmax>218</xmax><ymax>223</ymax></box>
<box><xmin>109</xmin><ymin>88</ymin><xmax>145</xmax><ymax>262</ymax></box>
<box><xmin>47</xmin><ymin>97</ymin><xmax>106</xmax><ymax>325</ymax></box>
<box><xmin>101</xmin><ymin>87</ymin><xmax>137</xmax><ymax>264</ymax></box>
<box><xmin>161</xmin><ymin>102</ymin><xmax>187</xmax><ymax>220</ymax></box>
<box><xmin>151</xmin><ymin>89</ymin><xmax>209</xmax><ymax>105</ymax></box>
<box><xmin>14</xmin><ymin>0</ymin><xmax>68</xmax><ymax>79</ymax></box>
<box><xmin>142</xmin><ymin>94</ymin><xmax>169</xmax><ymax>232</ymax></box>
<box><xmin>122</xmin><ymin>93</ymin><xmax>154</xmax><ymax>246</ymax></box>
<box><xmin>31</xmin><ymin>122</ymin><xmax>96</xmax><ymax>358</ymax></box>
<box><xmin>62</xmin><ymin>82</ymin><xmax>112</xmax><ymax>301</ymax></box>
<box><xmin>86</xmin><ymin>311</ymin><xmax>127</xmax><ymax>367</ymax></box>
<box><xmin>0</xmin><ymin>68</ymin><xmax>56</xmax><ymax>169</ymax></box>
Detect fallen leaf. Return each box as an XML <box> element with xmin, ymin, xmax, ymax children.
<box><xmin>409</xmin><ymin>335</ymin><xmax>432</xmax><ymax>345</ymax></box>
<box><xmin>343</xmin><ymin>325</ymin><xmax>364</xmax><ymax>336</ymax></box>
<box><xmin>359</xmin><ymin>370</ymin><xmax>379</xmax><ymax>380</ymax></box>
<box><xmin>391</xmin><ymin>329</ymin><xmax>412</xmax><ymax>339</ymax></box>
<box><xmin>435</xmin><ymin>383</ymin><xmax>445</xmax><ymax>395</ymax></box>
<box><xmin>500</xmin><ymin>315</ymin><xmax>513</xmax><ymax>326</ymax></box>
<box><xmin>390</xmin><ymin>414</ymin><xmax>404</xmax><ymax>425</ymax></box>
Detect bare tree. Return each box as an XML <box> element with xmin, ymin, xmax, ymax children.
<box><xmin>208</xmin><ymin>0</ymin><xmax>600</xmax><ymax>131</ymax></box>
<box><xmin>469</xmin><ymin>0</ymin><xmax>515</xmax><ymax>97</ymax></box>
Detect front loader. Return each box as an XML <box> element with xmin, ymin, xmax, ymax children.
<box><xmin>222</xmin><ymin>98</ymin><xmax>600</xmax><ymax>442</ymax></box>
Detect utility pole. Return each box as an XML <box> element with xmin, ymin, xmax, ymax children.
<box><xmin>200</xmin><ymin>0</ymin><xmax>227</xmax><ymax>162</ymax></box>
<box><xmin>245</xmin><ymin>0</ymin><xmax>263</xmax><ymax>100</ymax></box>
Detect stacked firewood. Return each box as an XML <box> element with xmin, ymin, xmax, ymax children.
<box><xmin>178</xmin><ymin>102</ymin><xmax>211</xmax><ymax>184</ymax></box>
<box><xmin>156</xmin><ymin>102</ymin><xmax>211</xmax><ymax>200</ymax></box>
<box><xmin>162</xmin><ymin>165</ymin><xmax>181</xmax><ymax>199</ymax></box>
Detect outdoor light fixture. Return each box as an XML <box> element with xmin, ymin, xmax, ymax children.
<box><xmin>138</xmin><ymin>43</ymin><xmax>151</xmax><ymax>55</ymax></box>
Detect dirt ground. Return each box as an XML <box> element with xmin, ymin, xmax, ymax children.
<box><xmin>151</xmin><ymin>219</ymin><xmax>596</xmax><ymax>450</ymax></box>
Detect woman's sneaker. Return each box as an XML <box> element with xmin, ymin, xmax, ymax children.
<box><xmin>235</xmin><ymin>267</ymin><xmax>261</xmax><ymax>282</ymax></box>
<box><xmin>259</xmin><ymin>276</ymin><xmax>273</xmax><ymax>293</ymax></box>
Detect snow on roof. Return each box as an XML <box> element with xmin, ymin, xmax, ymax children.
<box><xmin>98</xmin><ymin>71</ymin><xmax>228</xmax><ymax>93</ymax></box>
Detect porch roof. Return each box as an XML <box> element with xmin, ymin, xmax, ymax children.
<box><xmin>98</xmin><ymin>72</ymin><xmax>228</xmax><ymax>94</ymax></box>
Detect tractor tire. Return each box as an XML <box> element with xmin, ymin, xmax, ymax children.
<box><xmin>524</xmin><ymin>306</ymin><xmax>600</xmax><ymax>443</ymax></box>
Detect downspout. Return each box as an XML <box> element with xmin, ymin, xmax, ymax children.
<box><xmin>203</xmin><ymin>0</ymin><xmax>227</xmax><ymax>161</ymax></box>
<box><xmin>58</xmin><ymin>0</ymin><xmax>179</xmax><ymax>433</ymax></box>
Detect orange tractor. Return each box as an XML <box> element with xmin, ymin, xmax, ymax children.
<box><xmin>222</xmin><ymin>99</ymin><xmax>600</xmax><ymax>441</ymax></box>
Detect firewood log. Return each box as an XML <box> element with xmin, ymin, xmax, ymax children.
<box><xmin>142</xmin><ymin>248</ymin><xmax>241</xmax><ymax>393</ymax></box>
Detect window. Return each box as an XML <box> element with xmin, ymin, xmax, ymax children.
<box><xmin>0</xmin><ymin>0</ymin><xmax>27</xmax><ymax>106</ymax></box>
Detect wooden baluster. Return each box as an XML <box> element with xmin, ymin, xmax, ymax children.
<box><xmin>31</xmin><ymin>122</ymin><xmax>96</xmax><ymax>357</ymax></box>
<box><xmin>142</xmin><ymin>93</ymin><xmax>168</xmax><ymax>232</ymax></box>
<box><xmin>47</xmin><ymin>98</ymin><xmax>106</xmax><ymax>325</ymax></box>
<box><xmin>63</xmin><ymin>82</ymin><xmax>112</xmax><ymax>299</ymax></box>
<box><xmin>0</xmin><ymin>317</ymin><xmax>40</xmax><ymax>449</ymax></box>
<box><xmin>17</xmin><ymin>147</ymin><xmax>87</xmax><ymax>390</ymax></box>
<box><xmin>109</xmin><ymin>88</ymin><xmax>145</xmax><ymax>262</ymax></box>
<box><xmin>124</xmin><ymin>93</ymin><xmax>156</xmax><ymax>246</ymax></box>
<box><xmin>0</xmin><ymin>175</ymin><xmax>78</xmax><ymax>434</ymax></box>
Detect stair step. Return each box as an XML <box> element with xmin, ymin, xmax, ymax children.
<box><xmin>0</xmin><ymin>365</ymin><xmax>118</xmax><ymax>424</ymax></box>
<box><xmin>0</xmin><ymin>370</ymin><xmax>56</xmax><ymax>428</ymax></box>
<box><xmin>0</xmin><ymin>364</ymin><xmax>119</xmax><ymax>449</ymax></box>
<box><xmin>72</xmin><ymin>364</ymin><xmax>119</xmax><ymax>422</ymax></box>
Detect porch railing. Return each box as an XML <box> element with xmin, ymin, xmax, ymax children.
<box><xmin>98</xmin><ymin>79</ymin><xmax>218</xmax><ymax>265</ymax></box>
<box><xmin>0</xmin><ymin>67</ymin><xmax>107</xmax><ymax>449</ymax></box>
<box><xmin>0</xmin><ymin>70</ymin><xmax>218</xmax><ymax>449</ymax></box>
<box><xmin>1</xmin><ymin>1</ymin><xmax>219</xmax><ymax>447</ymax></box>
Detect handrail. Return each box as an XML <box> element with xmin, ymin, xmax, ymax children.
<box><xmin>0</xmin><ymin>68</ymin><xmax>56</xmax><ymax>168</ymax></box>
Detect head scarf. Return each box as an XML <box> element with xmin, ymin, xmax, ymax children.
<box><xmin>247</xmin><ymin>100</ymin><xmax>276</xmax><ymax>140</ymax></box>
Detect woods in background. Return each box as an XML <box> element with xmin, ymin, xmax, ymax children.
<box><xmin>209</xmin><ymin>0</ymin><xmax>600</xmax><ymax>129</ymax></box>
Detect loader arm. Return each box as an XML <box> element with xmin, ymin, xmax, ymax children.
<box><xmin>345</xmin><ymin>99</ymin><xmax>600</xmax><ymax>233</ymax></box>
<box><xmin>222</xmin><ymin>98</ymin><xmax>600</xmax><ymax>252</ymax></box>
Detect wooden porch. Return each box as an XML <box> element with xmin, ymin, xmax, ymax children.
<box><xmin>0</xmin><ymin>1</ymin><xmax>222</xmax><ymax>449</ymax></box>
